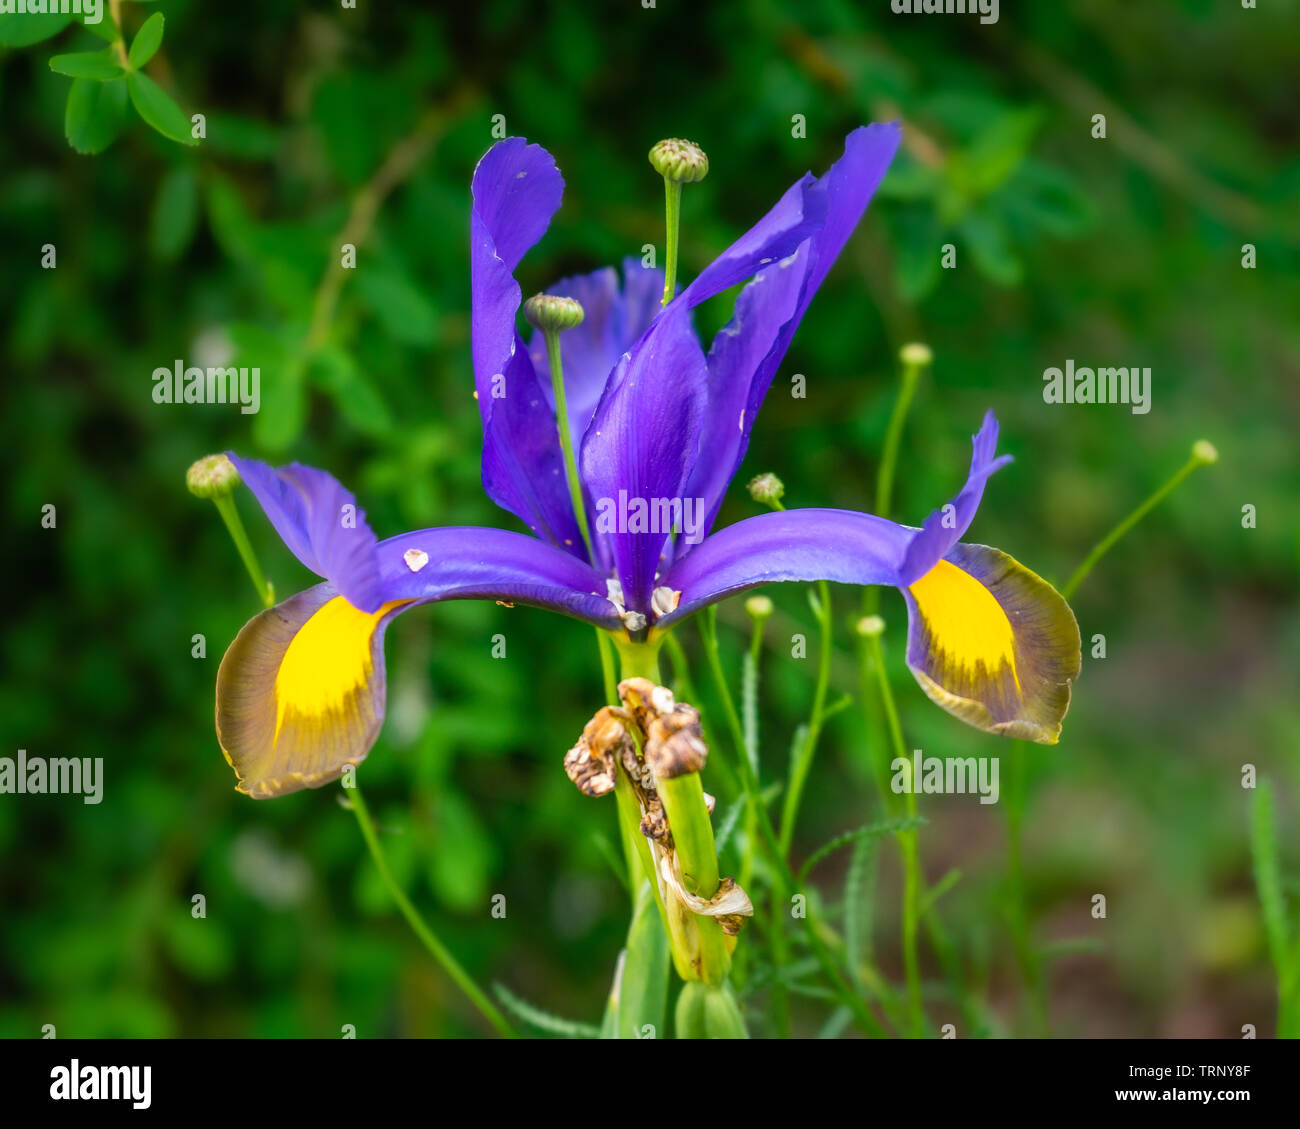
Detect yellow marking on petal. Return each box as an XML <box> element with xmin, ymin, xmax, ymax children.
<box><xmin>273</xmin><ymin>596</ymin><xmax>407</xmax><ymax>740</ymax></box>
<box><xmin>908</xmin><ymin>559</ymin><xmax>1020</xmax><ymax>693</ymax></box>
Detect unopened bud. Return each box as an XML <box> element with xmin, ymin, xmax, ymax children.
<box><xmin>186</xmin><ymin>453</ymin><xmax>241</xmax><ymax>499</ymax></box>
<box><xmin>747</xmin><ymin>472</ymin><xmax>784</xmax><ymax>508</ymax></box>
<box><xmin>649</xmin><ymin>138</ymin><xmax>709</xmax><ymax>184</ymax></box>
<box><xmin>855</xmin><ymin>615</ymin><xmax>886</xmax><ymax>638</ymax></box>
<box><xmin>1192</xmin><ymin>439</ymin><xmax>1219</xmax><ymax>466</ymax></box>
<box><xmin>523</xmin><ymin>293</ymin><xmax>585</xmax><ymax>333</ymax></box>
<box><xmin>744</xmin><ymin>594</ymin><xmax>774</xmax><ymax>621</ymax></box>
<box><xmin>900</xmin><ymin>342</ymin><xmax>933</xmax><ymax>368</ymax></box>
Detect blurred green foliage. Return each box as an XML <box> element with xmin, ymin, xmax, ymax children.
<box><xmin>1</xmin><ymin>0</ymin><xmax>1296</xmax><ymax>1037</ymax></box>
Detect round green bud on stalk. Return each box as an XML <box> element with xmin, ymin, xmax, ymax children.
<box><xmin>855</xmin><ymin>614</ymin><xmax>886</xmax><ymax>638</ymax></box>
<box><xmin>747</xmin><ymin>472</ymin><xmax>784</xmax><ymax>507</ymax></box>
<box><xmin>744</xmin><ymin>594</ymin><xmax>774</xmax><ymax>621</ymax></box>
<box><xmin>900</xmin><ymin>342</ymin><xmax>933</xmax><ymax>367</ymax></box>
<box><xmin>523</xmin><ymin>293</ymin><xmax>585</xmax><ymax>333</ymax></box>
<box><xmin>186</xmin><ymin>453</ymin><xmax>241</xmax><ymax>499</ymax></box>
<box><xmin>649</xmin><ymin>138</ymin><xmax>709</xmax><ymax>184</ymax></box>
<box><xmin>1191</xmin><ymin>439</ymin><xmax>1219</xmax><ymax>466</ymax></box>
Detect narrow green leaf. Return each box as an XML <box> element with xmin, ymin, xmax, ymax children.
<box><xmin>492</xmin><ymin>983</ymin><xmax>599</xmax><ymax>1039</ymax></box>
<box><xmin>611</xmin><ymin>881</ymin><xmax>668</xmax><ymax>1039</ymax></box>
<box><xmin>127</xmin><ymin>70</ymin><xmax>196</xmax><ymax>145</ymax></box>
<box><xmin>843</xmin><ymin>837</ymin><xmax>877</xmax><ymax>990</ymax></box>
<box><xmin>128</xmin><ymin>12</ymin><xmax>164</xmax><ymax>69</ymax></box>
<box><xmin>49</xmin><ymin>50</ymin><xmax>124</xmax><ymax>81</ymax></box>
<box><xmin>796</xmin><ymin>814</ymin><xmax>927</xmax><ymax>885</ymax></box>
<box><xmin>64</xmin><ymin>77</ymin><xmax>128</xmax><ymax>155</ymax></box>
<box><xmin>741</xmin><ymin>650</ymin><xmax>758</xmax><ymax>772</ymax></box>
<box><xmin>1252</xmin><ymin>780</ymin><xmax>1288</xmax><ymax>975</ymax></box>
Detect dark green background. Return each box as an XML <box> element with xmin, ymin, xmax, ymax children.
<box><xmin>1</xmin><ymin>0</ymin><xmax>1296</xmax><ymax>1036</ymax></box>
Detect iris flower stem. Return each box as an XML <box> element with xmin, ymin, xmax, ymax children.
<box><xmin>211</xmin><ymin>493</ymin><xmax>274</xmax><ymax>608</ymax></box>
<box><xmin>698</xmin><ymin>611</ymin><xmax>884</xmax><ymax>1036</ymax></box>
<box><xmin>862</xmin><ymin>347</ymin><xmax>927</xmax><ymax>617</ymax></box>
<box><xmin>344</xmin><ymin>781</ymin><xmax>516</xmax><ymax>1037</ymax></box>
<box><xmin>779</xmin><ymin>580</ymin><xmax>833</xmax><ymax>860</ymax></box>
<box><xmin>864</xmin><ymin>630</ymin><xmax>926</xmax><ymax>1037</ymax></box>
<box><xmin>1061</xmin><ymin>445</ymin><xmax>1215</xmax><ymax>600</ymax></box>
<box><xmin>661</xmin><ymin>179</ymin><xmax>683</xmax><ymax>306</ymax></box>
<box><xmin>541</xmin><ymin>329</ymin><xmax>596</xmax><ymax>561</ymax></box>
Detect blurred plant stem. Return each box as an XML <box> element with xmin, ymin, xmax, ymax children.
<box><xmin>861</xmin><ymin>626</ymin><xmax>926</xmax><ymax>1036</ymax></box>
<box><xmin>344</xmin><ymin>782</ymin><xmax>516</xmax><ymax>1037</ymax></box>
<box><xmin>1062</xmin><ymin>441</ymin><xmax>1218</xmax><ymax>599</ymax></box>
<box><xmin>1250</xmin><ymin>780</ymin><xmax>1300</xmax><ymax>1037</ymax></box>
<box><xmin>305</xmin><ymin>86</ymin><xmax>477</xmax><ymax>353</ymax></box>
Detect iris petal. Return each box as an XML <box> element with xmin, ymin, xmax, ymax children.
<box><xmin>226</xmin><ymin>454</ymin><xmax>385</xmax><ymax>613</ymax></box>
<box><xmin>469</xmin><ymin>137</ymin><xmax>585</xmax><ymax>552</ymax></box>
<box><xmin>215</xmin><ymin>524</ymin><xmax>620</xmax><ymax>797</ymax></box>
<box><xmin>903</xmin><ymin>544</ymin><xmax>1081</xmax><ymax>744</ymax></box>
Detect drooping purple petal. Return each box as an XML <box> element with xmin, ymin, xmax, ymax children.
<box><xmin>898</xmin><ymin>410</ymin><xmax>1012</xmax><ymax>584</ymax></box>
<box><xmin>470</xmin><ymin>137</ymin><xmax>585</xmax><ymax>553</ymax></box>
<box><xmin>227</xmin><ymin>454</ymin><xmax>385</xmax><ymax>613</ymax></box>
<box><xmin>684</xmin><ymin>123</ymin><xmax>902</xmax><ymax>535</ymax></box>
<box><xmin>579</xmin><ymin>300</ymin><xmax>709</xmax><ymax>612</ymax></box>
<box><xmin>374</xmin><ymin>525</ymin><xmax>619</xmax><ymax>625</ymax></box>
<box><xmin>655</xmin><ymin>507</ymin><xmax>913</xmax><ymax>625</ymax></box>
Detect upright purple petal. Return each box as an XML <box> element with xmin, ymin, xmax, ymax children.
<box><xmin>526</xmin><ymin>257</ymin><xmax>670</xmax><ymax>569</ymax></box>
<box><xmin>579</xmin><ymin>301</ymin><xmax>708</xmax><ymax>611</ymax></box>
<box><xmin>227</xmin><ymin>454</ymin><xmax>384</xmax><ymax>613</ymax></box>
<box><xmin>684</xmin><ymin>123</ymin><xmax>902</xmax><ymax>534</ymax></box>
<box><xmin>898</xmin><ymin>411</ymin><xmax>1012</xmax><ymax>584</ymax></box>
<box><xmin>470</xmin><ymin>138</ymin><xmax>584</xmax><ymax>553</ymax></box>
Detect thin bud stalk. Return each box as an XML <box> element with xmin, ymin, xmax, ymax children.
<box><xmin>542</xmin><ymin>329</ymin><xmax>597</xmax><ymax>561</ymax></box>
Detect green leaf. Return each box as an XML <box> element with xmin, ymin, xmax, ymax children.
<box><xmin>64</xmin><ymin>77</ymin><xmax>128</xmax><ymax>155</ymax></box>
<box><xmin>608</xmin><ymin>881</ymin><xmax>668</xmax><ymax>1039</ymax></box>
<box><xmin>148</xmin><ymin>165</ymin><xmax>199</xmax><ymax>262</ymax></box>
<box><xmin>49</xmin><ymin>50</ymin><xmax>124</xmax><ymax>81</ymax></box>
<box><xmin>128</xmin><ymin>12</ymin><xmax>164</xmax><ymax>69</ymax></box>
<box><xmin>492</xmin><ymin>984</ymin><xmax>599</xmax><ymax>1039</ymax></box>
<box><xmin>843</xmin><ymin>837</ymin><xmax>878</xmax><ymax>991</ymax></box>
<box><xmin>1251</xmin><ymin>780</ymin><xmax>1289</xmax><ymax>976</ymax></box>
<box><xmin>227</xmin><ymin>324</ymin><xmax>304</xmax><ymax>451</ymax></box>
<box><xmin>0</xmin><ymin>11</ymin><xmax>71</xmax><ymax>47</ymax></box>
<box><xmin>354</xmin><ymin>265</ymin><xmax>439</xmax><ymax>346</ymax></box>
<box><xmin>308</xmin><ymin>345</ymin><xmax>394</xmax><ymax>438</ymax></box>
<box><xmin>796</xmin><ymin>814</ymin><xmax>927</xmax><ymax>885</ymax></box>
<box><xmin>127</xmin><ymin>70</ymin><xmax>196</xmax><ymax>146</ymax></box>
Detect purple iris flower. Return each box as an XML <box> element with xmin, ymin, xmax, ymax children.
<box><xmin>216</xmin><ymin>125</ymin><xmax>1080</xmax><ymax>799</ymax></box>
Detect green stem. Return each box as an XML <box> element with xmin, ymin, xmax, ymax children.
<box><xmin>864</xmin><ymin>348</ymin><xmax>926</xmax><ymax>617</ymax></box>
<box><xmin>779</xmin><ymin>580</ymin><xmax>833</xmax><ymax>859</ymax></box>
<box><xmin>1062</xmin><ymin>448</ymin><xmax>1213</xmax><ymax>599</ymax></box>
<box><xmin>541</xmin><ymin>329</ymin><xmax>596</xmax><ymax>561</ymax></box>
<box><xmin>865</xmin><ymin>631</ymin><xmax>925</xmax><ymax>1036</ymax></box>
<box><xmin>661</xmin><ymin>178</ymin><xmax>682</xmax><ymax>306</ymax></box>
<box><xmin>212</xmin><ymin>493</ymin><xmax>274</xmax><ymax>608</ymax></box>
<box><xmin>345</xmin><ymin>781</ymin><xmax>516</xmax><ymax>1037</ymax></box>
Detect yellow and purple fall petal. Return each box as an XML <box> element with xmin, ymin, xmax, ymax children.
<box><xmin>902</xmin><ymin>544</ymin><xmax>1081</xmax><ymax>744</ymax></box>
<box><xmin>216</xmin><ymin>585</ymin><xmax>407</xmax><ymax>798</ymax></box>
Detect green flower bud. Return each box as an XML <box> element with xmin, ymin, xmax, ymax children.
<box><xmin>855</xmin><ymin>615</ymin><xmax>886</xmax><ymax>638</ymax></box>
<box><xmin>744</xmin><ymin>594</ymin><xmax>774</xmax><ymax>621</ymax></box>
<box><xmin>186</xmin><ymin>453</ymin><xmax>241</xmax><ymax>500</ymax></box>
<box><xmin>747</xmin><ymin>472</ymin><xmax>785</xmax><ymax>508</ymax></box>
<box><xmin>1192</xmin><ymin>439</ymin><xmax>1219</xmax><ymax>466</ymax></box>
<box><xmin>649</xmin><ymin>138</ymin><xmax>709</xmax><ymax>184</ymax></box>
<box><xmin>900</xmin><ymin>342</ymin><xmax>933</xmax><ymax>368</ymax></box>
<box><xmin>523</xmin><ymin>293</ymin><xmax>585</xmax><ymax>333</ymax></box>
